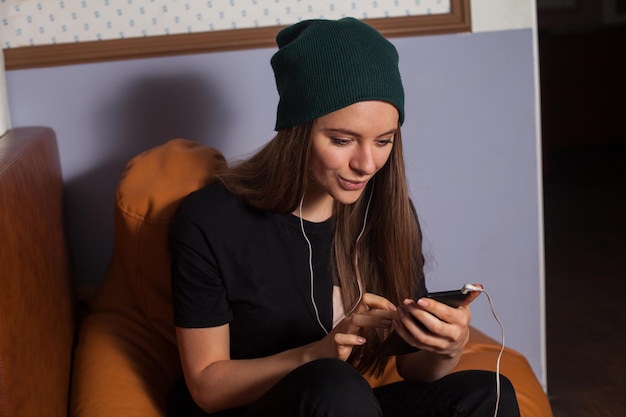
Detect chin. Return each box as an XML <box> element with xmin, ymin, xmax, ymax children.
<box><xmin>333</xmin><ymin>191</ymin><xmax>365</xmax><ymax>206</ymax></box>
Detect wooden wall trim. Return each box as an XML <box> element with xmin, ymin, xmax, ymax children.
<box><xmin>4</xmin><ymin>0</ymin><xmax>470</xmax><ymax>70</ymax></box>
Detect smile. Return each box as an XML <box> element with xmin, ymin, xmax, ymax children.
<box><xmin>339</xmin><ymin>177</ymin><xmax>368</xmax><ymax>191</ymax></box>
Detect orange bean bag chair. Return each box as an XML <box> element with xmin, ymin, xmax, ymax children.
<box><xmin>69</xmin><ymin>138</ymin><xmax>553</xmax><ymax>417</ymax></box>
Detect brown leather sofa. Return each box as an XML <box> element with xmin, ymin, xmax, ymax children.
<box><xmin>0</xmin><ymin>127</ymin><xmax>554</xmax><ymax>417</ymax></box>
<box><xmin>0</xmin><ymin>127</ymin><xmax>75</xmax><ymax>417</ymax></box>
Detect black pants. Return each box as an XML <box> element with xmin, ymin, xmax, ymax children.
<box><xmin>168</xmin><ymin>358</ymin><xmax>521</xmax><ymax>417</ymax></box>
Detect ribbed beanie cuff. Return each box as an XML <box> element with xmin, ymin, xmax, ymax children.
<box><xmin>271</xmin><ymin>17</ymin><xmax>405</xmax><ymax>131</ymax></box>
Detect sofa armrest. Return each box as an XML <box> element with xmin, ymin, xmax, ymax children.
<box><xmin>0</xmin><ymin>127</ymin><xmax>75</xmax><ymax>417</ymax></box>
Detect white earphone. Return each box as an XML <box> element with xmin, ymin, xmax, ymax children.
<box><xmin>461</xmin><ymin>283</ymin><xmax>483</xmax><ymax>293</ymax></box>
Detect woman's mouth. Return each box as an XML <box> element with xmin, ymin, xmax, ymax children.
<box><xmin>339</xmin><ymin>177</ymin><xmax>367</xmax><ymax>191</ymax></box>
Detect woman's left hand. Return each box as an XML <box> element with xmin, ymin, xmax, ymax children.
<box><xmin>393</xmin><ymin>288</ymin><xmax>482</xmax><ymax>382</ymax></box>
<box><xmin>393</xmin><ymin>289</ymin><xmax>481</xmax><ymax>358</ymax></box>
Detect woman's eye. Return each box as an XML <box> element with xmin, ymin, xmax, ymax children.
<box><xmin>376</xmin><ymin>139</ymin><xmax>394</xmax><ymax>146</ymax></box>
<box><xmin>331</xmin><ymin>138</ymin><xmax>351</xmax><ymax>146</ymax></box>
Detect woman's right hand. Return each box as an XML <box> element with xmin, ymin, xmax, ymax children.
<box><xmin>175</xmin><ymin>293</ymin><xmax>396</xmax><ymax>413</ymax></box>
<box><xmin>308</xmin><ymin>292</ymin><xmax>397</xmax><ymax>361</ymax></box>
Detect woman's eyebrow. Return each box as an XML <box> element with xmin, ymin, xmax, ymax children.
<box><xmin>323</xmin><ymin>127</ymin><xmax>398</xmax><ymax>138</ymax></box>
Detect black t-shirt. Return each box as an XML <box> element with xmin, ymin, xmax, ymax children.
<box><xmin>169</xmin><ymin>182</ymin><xmax>334</xmax><ymax>359</ymax></box>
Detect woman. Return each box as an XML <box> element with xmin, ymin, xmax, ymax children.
<box><xmin>169</xmin><ymin>17</ymin><xmax>521</xmax><ymax>417</ymax></box>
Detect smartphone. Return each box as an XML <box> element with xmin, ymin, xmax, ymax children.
<box><xmin>428</xmin><ymin>289</ymin><xmax>472</xmax><ymax>308</ymax></box>
<box><xmin>376</xmin><ymin>288</ymin><xmax>475</xmax><ymax>357</ymax></box>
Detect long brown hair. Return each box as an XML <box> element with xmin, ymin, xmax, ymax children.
<box><xmin>217</xmin><ymin>121</ymin><xmax>424</xmax><ymax>376</ymax></box>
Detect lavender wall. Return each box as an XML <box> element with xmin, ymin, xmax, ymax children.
<box><xmin>6</xmin><ymin>28</ymin><xmax>544</xmax><ymax>384</ymax></box>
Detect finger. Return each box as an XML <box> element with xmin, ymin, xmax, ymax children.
<box><xmin>361</xmin><ymin>305</ymin><xmax>399</xmax><ymax>321</ymax></box>
<box><xmin>400</xmin><ymin>301</ymin><xmax>469</xmax><ymax>348</ymax></box>
<box><xmin>330</xmin><ymin>333</ymin><xmax>364</xmax><ymax>361</ymax></box>
<box><xmin>390</xmin><ymin>309</ymin><xmax>431</xmax><ymax>351</ymax></box>
<box><xmin>333</xmin><ymin>332</ymin><xmax>366</xmax><ymax>350</ymax></box>
<box><xmin>395</xmin><ymin>307</ymin><xmax>455</xmax><ymax>352</ymax></box>
<box><xmin>349</xmin><ymin>311</ymin><xmax>394</xmax><ymax>330</ymax></box>
<box><xmin>397</xmin><ymin>303</ymin><xmax>434</xmax><ymax>335</ymax></box>
<box><xmin>411</xmin><ymin>298</ymin><xmax>471</xmax><ymax>327</ymax></box>
<box><xmin>360</xmin><ymin>293</ymin><xmax>396</xmax><ymax>311</ymax></box>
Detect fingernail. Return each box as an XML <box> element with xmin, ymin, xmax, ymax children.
<box><xmin>417</xmin><ymin>298</ymin><xmax>429</xmax><ymax>307</ymax></box>
<box><xmin>357</xmin><ymin>337</ymin><xmax>366</xmax><ymax>344</ymax></box>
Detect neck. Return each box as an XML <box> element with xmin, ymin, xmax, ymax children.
<box><xmin>294</xmin><ymin>193</ymin><xmax>333</xmax><ymax>223</ymax></box>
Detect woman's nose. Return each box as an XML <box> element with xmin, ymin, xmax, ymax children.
<box><xmin>350</xmin><ymin>146</ymin><xmax>376</xmax><ymax>175</ymax></box>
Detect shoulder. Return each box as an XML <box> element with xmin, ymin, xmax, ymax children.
<box><xmin>172</xmin><ymin>181</ymin><xmax>269</xmax><ymax>237</ymax></box>
<box><xmin>176</xmin><ymin>181</ymin><xmax>242</xmax><ymax>217</ymax></box>
<box><xmin>171</xmin><ymin>182</ymin><xmax>240</xmax><ymax>234</ymax></box>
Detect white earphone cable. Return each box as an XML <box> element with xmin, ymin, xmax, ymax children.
<box><xmin>299</xmin><ymin>183</ymin><xmax>374</xmax><ymax>334</ymax></box>
<box><xmin>299</xmin><ymin>198</ymin><xmax>329</xmax><ymax>334</ymax></box>
<box><xmin>468</xmin><ymin>286</ymin><xmax>505</xmax><ymax>417</ymax></box>
<box><xmin>483</xmin><ymin>288</ymin><xmax>505</xmax><ymax>417</ymax></box>
<box><xmin>345</xmin><ymin>183</ymin><xmax>374</xmax><ymax>316</ymax></box>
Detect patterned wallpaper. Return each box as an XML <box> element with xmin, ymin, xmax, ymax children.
<box><xmin>0</xmin><ymin>0</ymin><xmax>451</xmax><ymax>49</ymax></box>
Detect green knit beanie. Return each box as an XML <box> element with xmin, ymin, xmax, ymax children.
<box><xmin>271</xmin><ymin>17</ymin><xmax>405</xmax><ymax>131</ymax></box>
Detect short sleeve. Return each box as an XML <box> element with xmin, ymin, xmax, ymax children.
<box><xmin>169</xmin><ymin>191</ymin><xmax>233</xmax><ymax>328</ymax></box>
